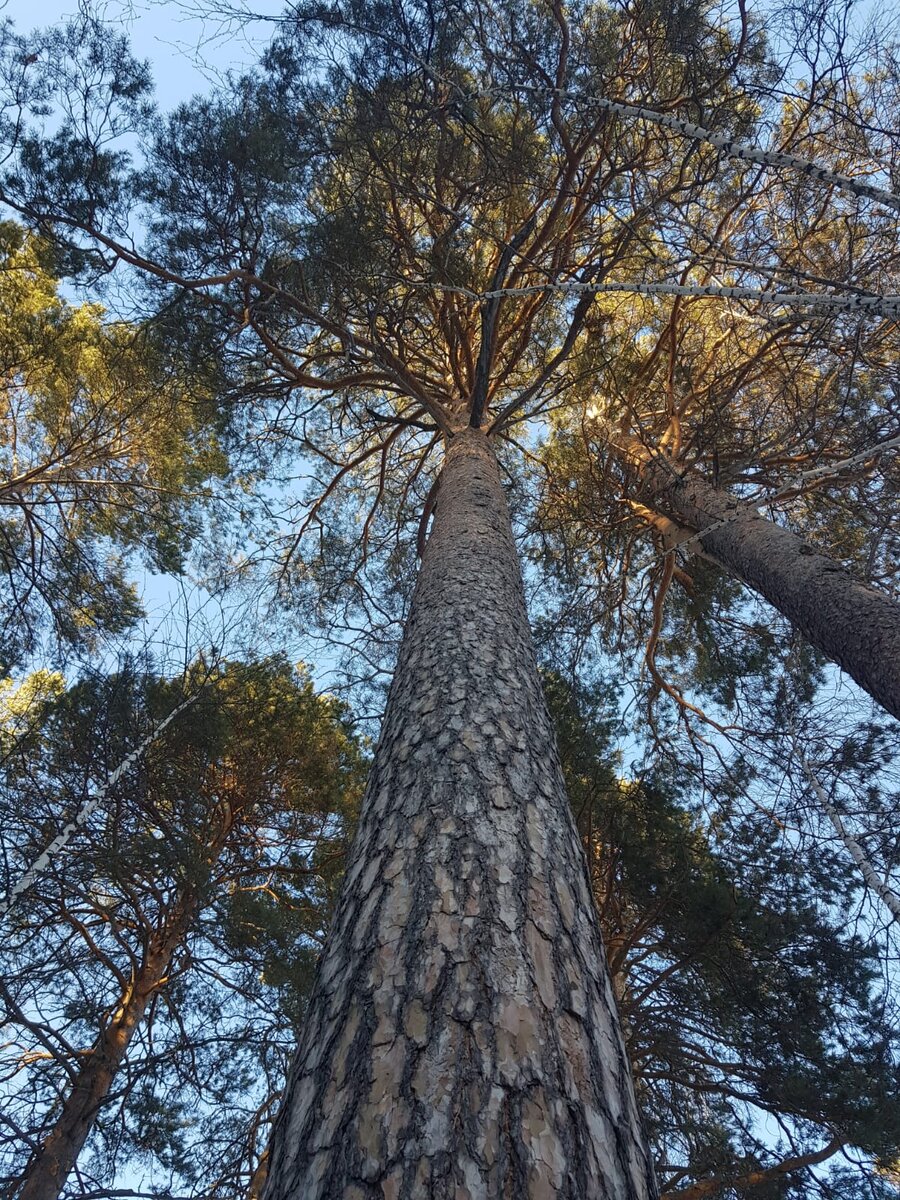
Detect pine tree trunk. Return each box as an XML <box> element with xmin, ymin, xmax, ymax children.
<box><xmin>644</xmin><ymin>468</ymin><xmax>900</xmax><ymax>720</ymax></box>
<box><xmin>263</xmin><ymin>427</ymin><xmax>657</xmax><ymax>1200</ymax></box>
<box><xmin>18</xmin><ymin>912</ymin><xmax>193</xmax><ymax>1200</ymax></box>
<box><xmin>248</xmin><ymin>1149</ymin><xmax>270</xmax><ymax>1199</ymax></box>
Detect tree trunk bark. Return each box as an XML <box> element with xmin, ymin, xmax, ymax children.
<box><xmin>17</xmin><ymin>911</ymin><xmax>194</xmax><ymax>1200</ymax></box>
<box><xmin>263</xmin><ymin>428</ymin><xmax>657</xmax><ymax>1200</ymax></box>
<box><xmin>642</xmin><ymin>465</ymin><xmax>900</xmax><ymax>720</ymax></box>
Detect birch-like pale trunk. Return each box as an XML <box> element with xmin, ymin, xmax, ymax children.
<box><xmin>262</xmin><ymin>427</ymin><xmax>657</xmax><ymax>1200</ymax></box>
<box><xmin>642</xmin><ymin>467</ymin><xmax>900</xmax><ymax>720</ymax></box>
<box><xmin>794</xmin><ymin>745</ymin><xmax>900</xmax><ymax>922</ymax></box>
<box><xmin>0</xmin><ymin>691</ymin><xmax>201</xmax><ymax>921</ymax></box>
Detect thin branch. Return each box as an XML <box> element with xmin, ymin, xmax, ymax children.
<box><xmin>793</xmin><ymin>742</ymin><xmax>900</xmax><ymax>923</ymax></box>
<box><xmin>470</xmin><ymin>214</ymin><xmax>538</xmax><ymax>428</ymax></box>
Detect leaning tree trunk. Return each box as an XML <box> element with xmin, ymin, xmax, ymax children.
<box><xmin>793</xmin><ymin>743</ymin><xmax>900</xmax><ymax>921</ymax></box>
<box><xmin>641</xmin><ymin>463</ymin><xmax>900</xmax><ymax>721</ymax></box>
<box><xmin>18</xmin><ymin>905</ymin><xmax>196</xmax><ymax>1200</ymax></box>
<box><xmin>263</xmin><ymin>427</ymin><xmax>657</xmax><ymax>1200</ymax></box>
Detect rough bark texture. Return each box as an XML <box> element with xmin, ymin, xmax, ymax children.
<box><xmin>263</xmin><ymin>428</ymin><xmax>657</xmax><ymax>1200</ymax></box>
<box><xmin>647</xmin><ymin>470</ymin><xmax>900</xmax><ymax>720</ymax></box>
<box><xmin>18</xmin><ymin>908</ymin><xmax>195</xmax><ymax>1200</ymax></box>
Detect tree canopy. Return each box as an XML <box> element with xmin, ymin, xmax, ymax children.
<box><xmin>0</xmin><ymin>221</ymin><xmax>232</xmax><ymax>670</ymax></box>
<box><xmin>1</xmin><ymin>655</ymin><xmax>367</xmax><ymax>1198</ymax></box>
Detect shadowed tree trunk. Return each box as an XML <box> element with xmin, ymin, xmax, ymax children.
<box><xmin>17</xmin><ymin>902</ymin><xmax>197</xmax><ymax>1200</ymax></box>
<box><xmin>263</xmin><ymin>427</ymin><xmax>657</xmax><ymax>1200</ymax></box>
<box><xmin>629</xmin><ymin>447</ymin><xmax>900</xmax><ymax>720</ymax></box>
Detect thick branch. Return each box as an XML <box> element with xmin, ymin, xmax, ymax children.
<box><xmin>661</xmin><ymin>1134</ymin><xmax>845</xmax><ymax>1199</ymax></box>
<box><xmin>469</xmin><ymin>215</ymin><xmax>538</xmax><ymax>428</ymax></box>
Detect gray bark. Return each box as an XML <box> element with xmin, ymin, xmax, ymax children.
<box><xmin>263</xmin><ymin>427</ymin><xmax>657</xmax><ymax>1200</ymax></box>
<box><xmin>645</xmin><ymin>469</ymin><xmax>900</xmax><ymax>721</ymax></box>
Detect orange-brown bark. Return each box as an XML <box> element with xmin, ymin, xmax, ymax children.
<box><xmin>17</xmin><ymin>904</ymin><xmax>197</xmax><ymax>1200</ymax></box>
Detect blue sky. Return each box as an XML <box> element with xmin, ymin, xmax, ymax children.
<box><xmin>3</xmin><ymin>0</ymin><xmax>277</xmax><ymax>108</ymax></box>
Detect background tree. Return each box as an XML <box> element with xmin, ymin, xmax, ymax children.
<box><xmin>546</xmin><ymin>669</ymin><xmax>900</xmax><ymax>1199</ymax></box>
<box><xmin>0</xmin><ymin>221</ymin><xmax>233</xmax><ymax>671</ymax></box>
<box><xmin>0</xmin><ymin>656</ymin><xmax>367</xmax><ymax>1200</ymax></box>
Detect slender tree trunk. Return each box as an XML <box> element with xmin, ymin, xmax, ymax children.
<box><xmin>794</xmin><ymin>744</ymin><xmax>900</xmax><ymax>921</ymax></box>
<box><xmin>263</xmin><ymin>428</ymin><xmax>657</xmax><ymax>1200</ymax></box>
<box><xmin>18</xmin><ymin>909</ymin><xmax>194</xmax><ymax>1200</ymax></box>
<box><xmin>640</xmin><ymin>464</ymin><xmax>900</xmax><ymax>720</ymax></box>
